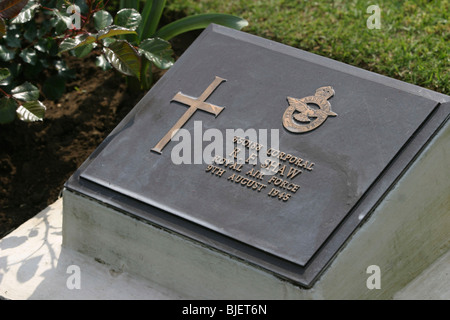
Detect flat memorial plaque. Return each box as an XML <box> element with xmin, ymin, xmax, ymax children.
<box><xmin>65</xmin><ymin>24</ymin><xmax>449</xmax><ymax>287</ymax></box>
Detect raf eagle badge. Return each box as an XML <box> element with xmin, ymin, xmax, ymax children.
<box><xmin>283</xmin><ymin>86</ymin><xmax>337</xmax><ymax>133</ymax></box>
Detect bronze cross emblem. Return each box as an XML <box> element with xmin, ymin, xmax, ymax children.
<box><xmin>151</xmin><ymin>76</ymin><xmax>226</xmax><ymax>154</ymax></box>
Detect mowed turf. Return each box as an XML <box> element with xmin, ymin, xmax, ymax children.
<box><xmin>166</xmin><ymin>0</ymin><xmax>449</xmax><ymax>94</ymax></box>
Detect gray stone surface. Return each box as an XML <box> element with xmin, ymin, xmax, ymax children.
<box><xmin>65</xmin><ymin>24</ymin><xmax>450</xmax><ymax>287</ymax></box>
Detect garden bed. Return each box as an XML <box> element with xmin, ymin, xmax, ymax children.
<box><xmin>0</xmin><ymin>30</ymin><xmax>199</xmax><ymax>238</ymax></box>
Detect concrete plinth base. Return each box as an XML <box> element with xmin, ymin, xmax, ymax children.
<box><xmin>0</xmin><ymin>199</ymin><xmax>181</xmax><ymax>300</ymax></box>
<box><xmin>1</xmin><ymin>198</ymin><xmax>449</xmax><ymax>300</ymax></box>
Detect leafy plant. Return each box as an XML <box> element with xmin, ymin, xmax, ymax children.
<box><xmin>0</xmin><ymin>0</ymin><xmax>98</xmax><ymax>124</ymax></box>
<box><xmin>59</xmin><ymin>0</ymin><xmax>248</xmax><ymax>90</ymax></box>
<box><xmin>0</xmin><ymin>0</ymin><xmax>248</xmax><ymax>124</ymax></box>
<box><xmin>0</xmin><ymin>69</ymin><xmax>45</xmax><ymax>123</ymax></box>
<box><xmin>0</xmin><ymin>0</ymin><xmax>49</xmax><ymax>124</ymax></box>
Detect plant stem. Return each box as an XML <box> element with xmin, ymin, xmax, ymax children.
<box><xmin>0</xmin><ymin>87</ymin><xmax>11</xmax><ymax>98</ymax></box>
<box><xmin>81</xmin><ymin>0</ymin><xmax>95</xmax><ymax>30</ymax></box>
<box><xmin>140</xmin><ymin>59</ymin><xmax>152</xmax><ymax>90</ymax></box>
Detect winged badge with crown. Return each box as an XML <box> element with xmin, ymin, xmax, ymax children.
<box><xmin>283</xmin><ymin>86</ymin><xmax>337</xmax><ymax>133</ymax></box>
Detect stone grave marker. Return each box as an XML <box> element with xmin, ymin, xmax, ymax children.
<box><xmin>63</xmin><ymin>24</ymin><xmax>450</xmax><ymax>299</ymax></box>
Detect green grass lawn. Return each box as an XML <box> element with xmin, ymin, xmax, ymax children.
<box><xmin>166</xmin><ymin>0</ymin><xmax>449</xmax><ymax>95</ymax></box>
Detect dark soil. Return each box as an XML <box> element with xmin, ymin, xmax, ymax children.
<box><xmin>0</xmin><ymin>31</ymin><xmax>199</xmax><ymax>238</ymax></box>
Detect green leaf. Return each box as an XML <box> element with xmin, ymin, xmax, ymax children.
<box><xmin>34</xmin><ymin>38</ymin><xmax>48</xmax><ymax>52</ymax></box>
<box><xmin>24</xmin><ymin>20</ymin><xmax>37</xmax><ymax>41</ymax></box>
<box><xmin>47</xmin><ymin>37</ymin><xmax>59</xmax><ymax>56</ymax></box>
<box><xmin>72</xmin><ymin>0</ymin><xmax>88</xmax><ymax>14</ymax></box>
<box><xmin>104</xmin><ymin>40</ymin><xmax>141</xmax><ymax>78</ymax></box>
<box><xmin>16</xmin><ymin>100</ymin><xmax>46</xmax><ymax>122</ymax></box>
<box><xmin>59</xmin><ymin>69</ymin><xmax>76</xmax><ymax>80</ymax></box>
<box><xmin>155</xmin><ymin>14</ymin><xmax>249</xmax><ymax>40</ymax></box>
<box><xmin>11</xmin><ymin>0</ymin><xmax>38</xmax><ymax>24</ymax></box>
<box><xmin>0</xmin><ymin>17</ymin><xmax>5</xmax><ymax>37</ymax></box>
<box><xmin>19</xmin><ymin>48</ymin><xmax>37</xmax><ymax>65</ymax></box>
<box><xmin>55</xmin><ymin>18</ymin><xmax>68</xmax><ymax>34</ymax></box>
<box><xmin>52</xmin><ymin>8</ymin><xmax>71</xmax><ymax>25</ymax></box>
<box><xmin>58</xmin><ymin>37</ymin><xmax>79</xmax><ymax>53</ymax></box>
<box><xmin>23</xmin><ymin>59</ymin><xmax>43</xmax><ymax>78</ymax></box>
<box><xmin>0</xmin><ymin>0</ymin><xmax>29</xmax><ymax>20</ymax></box>
<box><xmin>95</xmin><ymin>54</ymin><xmax>111</xmax><ymax>71</ymax></box>
<box><xmin>115</xmin><ymin>8</ymin><xmax>141</xmax><ymax>30</ymax></box>
<box><xmin>37</xmin><ymin>18</ymin><xmax>53</xmax><ymax>38</ymax></box>
<box><xmin>39</xmin><ymin>58</ymin><xmax>50</xmax><ymax>69</ymax></box>
<box><xmin>52</xmin><ymin>9</ymin><xmax>71</xmax><ymax>33</ymax></box>
<box><xmin>8</xmin><ymin>63</ymin><xmax>21</xmax><ymax>77</ymax></box>
<box><xmin>102</xmin><ymin>37</ymin><xmax>116</xmax><ymax>47</ymax></box>
<box><xmin>97</xmin><ymin>25</ymin><xmax>137</xmax><ymax>41</ymax></box>
<box><xmin>55</xmin><ymin>60</ymin><xmax>76</xmax><ymax>80</ymax></box>
<box><xmin>58</xmin><ymin>34</ymin><xmax>96</xmax><ymax>54</ymax></box>
<box><xmin>0</xmin><ymin>45</ymin><xmax>15</xmax><ymax>61</ymax></box>
<box><xmin>0</xmin><ymin>68</ymin><xmax>10</xmax><ymax>82</ymax></box>
<box><xmin>138</xmin><ymin>38</ymin><xmax>174</xmax><ymax>69</ymax></box>
<box><xmin>54</xmin><ymin>60</ymin><xmax>68</xmax><ymax>72</ymax></box>
<box><xmin>43</xmin><ymin>76</ymin><xmax>65</xmax><ymax>100</ymax></box>
<box><xmin>73</xmin><ymin>43</ymin><xmax>95</xmax><ymax>58</ymax></box>
<box><xmin>94</xmin><ymin>10</ymin><xmax>113</xmax><ymax>31</ymax></box>
<box><xmin>11</xmin><ymin>82</ymin><xmax>39</xmax><ymax>101</ymax></box>
<box><xmin>0</xmin><ymin>97</ymin><xmax>17</xmax><ymax>124</ymax></box>
<box><xmin>1</xmin><ymin>64</ymin><xmax>20</xmax><ymax>86</ymax></box>
<box><xmin>35</xmin><ymin>37</ymin><xmax>58</xmax><ymax>56</ymax></box>
<box><xmin>5</xmin><ymin>26</ymin><xmax>21</xmax><ymax>47</ymax></box>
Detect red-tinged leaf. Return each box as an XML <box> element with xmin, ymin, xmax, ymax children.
<box><xmin>104</xmin><ymin>40</ymin><xmax>141</xmax><ymax>78</ymax></box>
<box><xmin>97</xmin><ymin>25</ymin><xmax>137</xmax><ymax>41</ymax></box>
<box><xmin>0</xmin><ymin>0</ymin><xmax>29</xmax><ymax>19</ymax></box>
<box><xmin>10</xmin><ymin>0</ymin><xmax>38</xmax><ymax>23</ymax></box>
